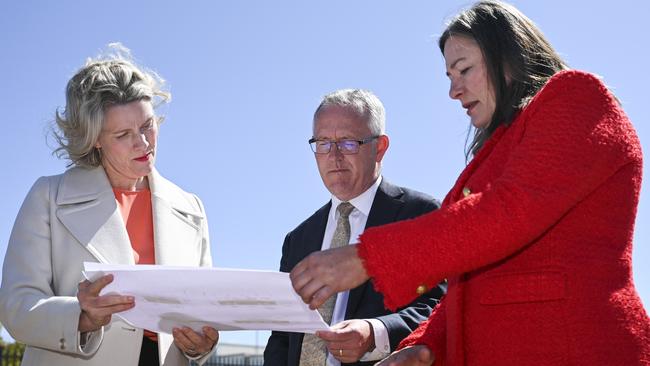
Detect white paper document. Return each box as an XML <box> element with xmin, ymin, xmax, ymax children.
<box><xmin>83</xmin><ymin>262</ymin><xmax>329</xmax><ymax>334</ymax></box>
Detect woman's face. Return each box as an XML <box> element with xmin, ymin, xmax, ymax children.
<box><xmin>444</xmin><ymin>35</ymin><xmax>496</xmax><ymax>129</ymax></box>
<box><xmin>95</xmin><ymin>100</ymin><xmax>158</xmax><ymax>190</ymax></box>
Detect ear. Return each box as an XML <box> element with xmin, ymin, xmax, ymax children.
<box><xmin>375</xmin><ymin>135</ymin><xmax>389</xmax><ymax>163</ymax></box>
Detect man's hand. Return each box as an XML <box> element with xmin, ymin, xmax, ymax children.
<box><xmin>290</xmin><ymin>245</ymin><xmax>369</xmax><ymax>309</ymax></box>
<box><xmin>317</xmin><ymin>319</ymin><xmax>374</xmax><ymax>363</ymax></box>
<box><xmin>375</xmin><ymin>345</ymin><xmax>435</xmax><ymax>366</ymax></box>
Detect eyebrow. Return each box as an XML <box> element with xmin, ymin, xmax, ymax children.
<box><xmin>109</xmin><ymin>116</ymin><xmax>155</xmax><ymax>134</ymax></box>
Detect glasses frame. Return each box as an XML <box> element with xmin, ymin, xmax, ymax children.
<box><xmin>308</xmin><ymin>135</ymin><xmax>380</xmax><ymax>155</ymax></box>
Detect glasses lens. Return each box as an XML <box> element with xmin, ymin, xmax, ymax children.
<box><xmin>314</xmin><ymin>141</ymin><xmax>331</xmax><ymax>154</ymax></box>
<box><xmin>338</xmin><ymin>140</ymin><xmax>360</xmax><ymax>154</ymax></box>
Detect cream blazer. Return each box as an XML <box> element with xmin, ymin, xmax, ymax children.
<box><xmin>0</xmin><ymin>166</ymin><xmax>213</xmax><ymax>366</ymax></box>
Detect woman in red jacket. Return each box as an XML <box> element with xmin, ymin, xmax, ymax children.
<box><xmin>290</xmin><ymin>1</ymin><xmax>650</xmax><ymax>365</ymax></box>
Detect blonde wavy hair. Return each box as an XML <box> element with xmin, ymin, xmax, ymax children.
<box><xmin>52</xmin><ymin>43</ymin><xmax>171</xmax><ymax>168</ymax></box>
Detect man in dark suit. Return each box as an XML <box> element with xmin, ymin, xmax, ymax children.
<box><xmin>263</xmin><ymin>89</ymin><xmax>445</xmax><ymax>366</ymax></box>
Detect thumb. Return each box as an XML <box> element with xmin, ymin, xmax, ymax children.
<box><xmin>329</xmin><ymin>320</ymin><xmax>350</xmax><ymax>331</ymax></box>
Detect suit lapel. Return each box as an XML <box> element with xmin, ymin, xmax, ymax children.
<box><xmin>148</xmin><ymin>169</ymin><xmax>204</xmax><ymax>266</ymax></box>
<box><xmin>301</xmin><ymin>203</ymin><xmax>331</xmax><ymax>260</ymax></box>
<box><xmin>345</xmin><ymin>179</ymin><xmax>404</xmax><ymax>319</ymax></box>
<box><xmin>55</xmin><ymin>166</ymin><xmax>134</xmax><ymax>264</ymax></box>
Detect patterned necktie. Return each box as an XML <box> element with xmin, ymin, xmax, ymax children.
<box><xmin>299</xmin><ymin>202</ymin><xmax>355</xmax><ymax>366</ymax></box>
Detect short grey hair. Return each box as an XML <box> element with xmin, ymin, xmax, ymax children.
<box><xmin>52</xmin><ymin>43</ymin><xmax>171</xmax><ymax>168</ymax></box>
<box><xmin>313</xmin><ymin>89</ymin><xmax>386</xmax><ymax>136</ymax></box>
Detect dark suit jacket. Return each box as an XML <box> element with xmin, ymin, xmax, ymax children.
<box><xmin>263</xmin><ymin>179</ymin><xmax>445</xmax><ymax>366</ymax></box>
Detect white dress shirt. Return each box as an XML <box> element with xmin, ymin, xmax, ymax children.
<box><xmin>322</xmin><ymin>176</ymin><xmax>390</xmax><ymax>365</ymax></box>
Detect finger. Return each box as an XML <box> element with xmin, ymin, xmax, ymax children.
<box><xmin>92</xmin><ymin>294</ymin><xmax>135</xmax><ymax>308</ymax></box>
<box><xmin>180</xmin><ymin>327</ymin><xmax>204</xmax><ymax>346</ymax></box>
<box><xmin>80</xmin><ymin>294</ymin><xmax>134</xmax><ymax>314</ymax></box>
<box><xmin>294</xmin><ymin>278</ymin><xmax>323</xmax><ymax>306</ymax></box>
<box><xmin>202</xmin><ymin>326</ymin><xmax>219</xmax><ymax>345</ymax></box>
<box><xmin>172</xmin><ymin>328</ymin><xmax>194</xmax><ymax>351</ymax></box>
<box><xmin>289</xmin><ymin>270</ymin><xmax>312</xmax><ymax>297</ymax></box>
<box><xmin>328</xmin><ymin>321</ymin><xmax>350</xmax><ymax>331</ymax></box>
<box><xmin>85</xmin><ymin>274</ymin><xmax>114</xmax><ymax>295</ymax></box>
<box><xmin>325</xmin><ymin>339</ymin><xmax>357</xmax><ymax>351</ymax></box>
<box><xmin>309</xmin><ymin>285</ymin><xmax>335</xmax><ymax>309</ymax></box>
<box><xmin>78</xmin><ymin>279</ymin><xmax>90</xmax><ymax>291</ymax></box>
<box><xmin>83</xmin><ymin>302</ymin><xmax>135</xmax><ymax>325</ymax></box>
<box><xmin>328</xmin><ymin>348</ymin><xmax>358</xmax><ymax>364</ymax></box>
<box><xmin>418</xmin><ymin>346</ymin><xmax>434</xmax><ymax>363</ymax></box>
<box><xmin>316</xmin><ymin>329</ymin><xmax>351</xmax><ymax>343</ymax></box>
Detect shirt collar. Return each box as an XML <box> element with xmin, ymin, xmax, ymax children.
<box><xmin>331</xmin><ymin>175</ymin><xmax>382</xmax><ymax>217</ymax></box>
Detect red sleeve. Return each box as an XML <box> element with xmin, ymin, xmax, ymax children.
<box><xmin>397</xmin><ymin>298</ymin><xmax>447</xmax><ymax>366</ymax></box>
<box><xmin>357</xmin><ymin>70</ymin><xmax>641</xmax><ymax>309</ymax></box>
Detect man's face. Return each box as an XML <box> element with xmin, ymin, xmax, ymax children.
<box><xmin>313</xmin><ymin>106</ymin><xmax>388</xmax><ymax>201</ymax></box>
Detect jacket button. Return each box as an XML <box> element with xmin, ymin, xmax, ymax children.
<box><xmin>462</xmin><ymin>187</ymin><xmax>471</xmax><ymax>197</ymax></box>
<box><xmin>416</xmin><ymin>285</ymin><xmax>428</xmax><ymax>295</ymax></box>
<box><xmin>59</xmin><ymin>338</ymin><xmax>66</xmax><ymax>350</ymax></box>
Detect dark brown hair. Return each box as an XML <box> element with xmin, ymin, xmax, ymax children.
<box><xmin>439</xmin><ymin>1</ymin><xmax>568</xmax><ymax>158</ymax></box>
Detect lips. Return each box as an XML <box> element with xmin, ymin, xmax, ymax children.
<box><xmin>134</xmin><ymin>152</ymin><xmax>152</xmax><ymax>162</ymax></box>
<box><xmin>463</xmin><ymin>101</ymin><xmax>478</xmax><ymax>116</ymax></box>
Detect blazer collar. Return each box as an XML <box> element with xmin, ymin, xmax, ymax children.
<box><xmin>148</xmin><ymin>170</ymin><xmax>203</xmax><ymax>219</ymax></box>
<box><xmin>55</xmin><ymin>166</ymin><xmax>202</xmax><ymax>265</ymax></box>
<box><xmin>148</xmin><ymin>170</ymin><xmax>204</xmax><ymax>265</ymax></box>
<box><xmin>56</xmin><ymin>165</ymin><xmax>113</xmax><ymax>205</ymax></box>
<box><xmin>365</xmin><ymin>178</ymin><xmax>405</xmax><ymax>229</ymax></box>
<box><xmin>55</xmin><ymin>166</ymin><xmax>201</xmax><ymax>215</ymax></box>
<box><xmin>56</xmin><ymin>166</ymin><xmax>133</xmax><ymax>264</ymax></box>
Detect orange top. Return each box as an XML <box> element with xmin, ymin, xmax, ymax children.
<box><xmin>113</xmin><ymin>188</ymin><xmax>158</xmax><ymax>342</ymax></box>
<box><xmin>113</xmin><ymin>189</ymin><xmax>155</xmax><ymax>265</ymax></box>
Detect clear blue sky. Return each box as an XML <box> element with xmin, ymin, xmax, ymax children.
<box><xmin>1</xmin><ymin>1</ymin><xmax>648</xmax><ymax>348</ymax></box>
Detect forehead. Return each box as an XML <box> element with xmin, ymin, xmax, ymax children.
<box><xmin>314</xmin><ymin>105</ymin><xmax>370</xmax><ymax>137</ymax></box>
<box><xmin>103</xmin><ymin>100</ymin><xmax>154</xmax><ymax>129</ymax></box>
<box><xmin>444</xmin><ymin>35</ymin><xmax>482</xmax><ymax>68</ymax></box>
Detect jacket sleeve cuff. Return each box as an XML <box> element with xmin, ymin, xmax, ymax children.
<box><xmin>78</xmin><ymin>327</ymin><xmax>104</xmax><ymax>355</ymax></box>
<box><xmin>359</xmin><ymin>318</ymin><xmax>390</xmax><ymax>361</ymax></box>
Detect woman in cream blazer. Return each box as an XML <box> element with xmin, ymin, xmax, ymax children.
<box><xmin>0</xmin><ymin>46</ymin><xmax>217</xmax><ymax>366</ymax></box>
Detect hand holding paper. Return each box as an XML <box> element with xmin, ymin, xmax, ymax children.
<box><xmin>83</xmin><ymin>262</ymin><xmax>329</xmax><ymax>334</ymax></box>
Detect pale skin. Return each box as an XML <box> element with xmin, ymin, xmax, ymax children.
<box><xmin>291</xmin><ymin>37</ymin><xmax>498</xmax><ymax>366</ymax></box>
<box><xmin>77</xmin><ymin>100</ymin><xmax>218</xmax><ymax>356</ymax></box>
<box><xmin>318</xmin><ymin>319</ymin><xmax>374</xmax><ymax>363</ymax></box>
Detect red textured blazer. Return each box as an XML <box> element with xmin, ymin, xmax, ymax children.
<box><xmin>358</xmin><ymin>70</ymin><xmax>650</xmax><ymax>365</ymax></box>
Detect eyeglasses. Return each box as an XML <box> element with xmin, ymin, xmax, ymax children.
<box><xmin>308</xmin><ymin>136</ymin><xmax>380</xmax><ymax>155</ymax></box>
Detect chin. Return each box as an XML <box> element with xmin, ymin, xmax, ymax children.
<box><xmin>471</xmin><ymin>119</ymin><xmax>490</xmax><ymax>129</ymax></box>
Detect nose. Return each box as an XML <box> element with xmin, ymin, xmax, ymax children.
<box><xmin>449</xmin><ymin>78</ymin><xmax>463</xmax><ymax>100</ymax></box>
<box><xmin>133</xmin><ymin>132</ymin><xmax>150</xmax><ymax>149</ymax></box>
<box><xmin>327</xmin><ymin>143</ymin><xmax>344</xmax><ymax>160</ymax></box>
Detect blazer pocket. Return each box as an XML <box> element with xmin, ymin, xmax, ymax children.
<box><xmin>171</xmin><ymin>208</ymin><xmax>202</xmax><ymax>231</ymax></box>
<box><xmin>479</xmin><ymin>270</ymin><xmax>566</xmax><ymax>305</ymax></box>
